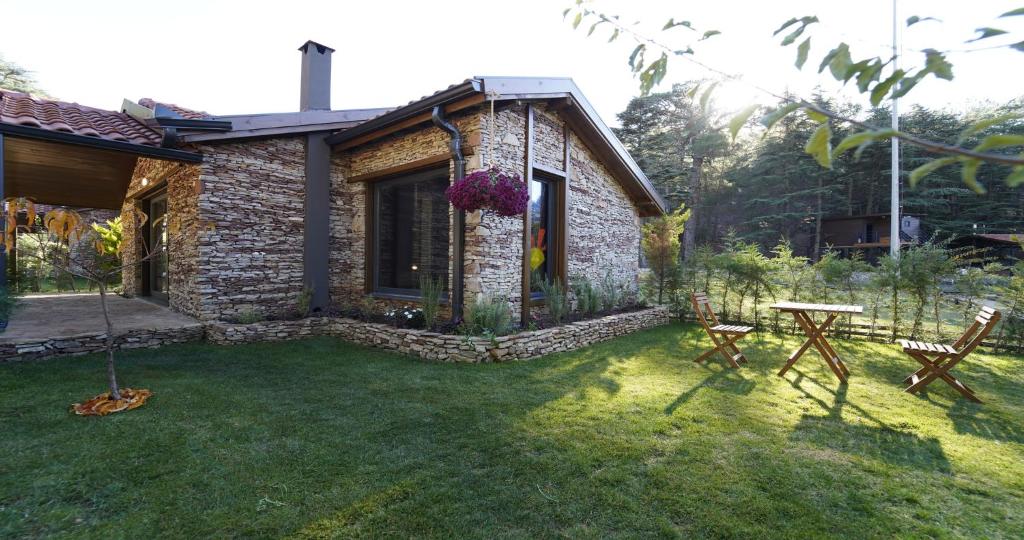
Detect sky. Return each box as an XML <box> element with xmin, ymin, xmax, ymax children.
<box><xmin>1</xmin><ymin>0</ymin><xmax>1021</xmax><ymax>126</ymax></box>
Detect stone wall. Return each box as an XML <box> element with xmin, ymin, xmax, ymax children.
<box><xmin>0</xmin><ymin>323</ymin><xmax>205</xmax><ymax>362</ymax></box>
<box><xmin>468</xmin><ymin>104</ymin><xmax>527</xmax><ymax>311</ymax></box>
<box><xmin>207</xmin><ymin>306</ymin><xmax>670</xmax><ymax>362</ymax></box>
<box><xmin>122</xmin><ymin>138</ymin><xmax>308</xmax><ymax>322</ymax></box>
<box><xmin>476</xmin><ymin>103</ymin><xmax>642</xmax><ymax>313</ymax></box>
<box><xmin>564</xmin><ymin>122</ymin><xmax>642</xmax><ymax>289</ymax></box>
<box><xmin>193</xmin><ymin>138</ymin><xmax>306</xmax><ymax>321</ymax></box>
<box><xmin>121</xmin><ymin>158</ymin><xmax>203</xmax><ymax>317</ymax></box>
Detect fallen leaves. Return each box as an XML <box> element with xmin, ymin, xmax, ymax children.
<box><xmin>71</xmin><ymin>388</ymin><xmax>153</xmax><ymax>416</ymax></box>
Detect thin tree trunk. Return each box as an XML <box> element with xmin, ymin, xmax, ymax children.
<box><xmin>812</xmin><ymin>176</ymin><xmax>823</xmax><ymax>262</ymax></box>
<box><xmin>847</xmin><ymin>177</ymin><xmax>854</xmax><ymax>216</ymax></box>
<box><xmin>682</xmin><ymin>156</ymin><xmax>704</xmax><ymax>261</ymax></box>
<box><xmin>98</xmin><ymin>284</ymin><xmax>121</xmax><ymax>400</ymax></box>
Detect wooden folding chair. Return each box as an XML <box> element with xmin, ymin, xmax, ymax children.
<box><xmin>898</xmin><ymin>306</ymin><xmax>1000</xmax><ymax>403</ymax></box>
<box><xmin>691</xmin><ymin>292</ymin><xmax>753</xmax><ymax>368</ymax></box>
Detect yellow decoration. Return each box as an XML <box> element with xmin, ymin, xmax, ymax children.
<box><xmin>530</xmin><ymin>247</ymin><xmax>545</xmax><ymax>270</ymax></box>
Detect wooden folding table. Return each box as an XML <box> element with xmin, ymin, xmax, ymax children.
<box><xmin>770</xmin><ymin>302</ymin><xmax>863</xmax><ymax>383</ymax></box>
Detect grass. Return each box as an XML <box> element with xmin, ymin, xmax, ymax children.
<box><xmin>1</xmin><ymin>323</ymin><xmax>1022</xmax><ymax>538</ymax></box>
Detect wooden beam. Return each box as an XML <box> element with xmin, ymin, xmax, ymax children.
<box><xmin>532</xmin><ymin>161</ymin><xmax>566</xmax><ymax>179</ymax></box>
<box><xmin>364</xmin><ymin>182</ymin><xmax>374</xmax><ymax>294</ymax></box>
<box><xmin>335</xmin><ymin>94</ymin><xmax>486</xmax><ymax>151</ymax></box>
<box><xmin>347</xmin><ymin>154</ymin><xmax>451</xmax><ymax>184</ymax></box>
<box><xmin>559</xmin><ymin>123</ymin><xmax>571</xmax><ymax>284</ymax></box>
<box><xmin>521</xmin><ymin>104</ymin><xmax>535</xmax><ymax>327</ymax></box>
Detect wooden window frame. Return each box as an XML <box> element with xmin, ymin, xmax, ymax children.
<box><xmin>521</xmin><ymin>104</ymin><xmax>572</xmax><ymax>324</ymax></box>
<box><xmin>364</xmin><ymin>166</ymin><xmax>451</xmax><ymax>300</ymax></box>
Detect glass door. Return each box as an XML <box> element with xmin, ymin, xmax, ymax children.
<box><xmin>148</xmin><ymin>193</ymin><xmax>170</xmax><ymax>303</ymax></box>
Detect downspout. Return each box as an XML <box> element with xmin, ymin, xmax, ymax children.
<box><xmin>431</xmin><ymin>106</ymin><xmax>466</xmax><ymax>321</ymax></box>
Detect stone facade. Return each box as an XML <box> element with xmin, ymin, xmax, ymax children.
<box><xmin>207</xmin><ymin>306</ymin><xmax>669</xmax><ymax>362</ymax></box>
<box><xmin>119</xmin><ymin>101</ymin><xmax>644</xmax><ymax>326</ymax></box>
<box><xmin>193</xmin><ymin>138</ymin><xmax>306</xmax><ymax>321</ymax></box>
<box><xmin>122</xmin><ymin>157</ymin><xmax>203</xmax><ymax>317</ymax></box>
<box><xmin>122</xmin><ymin>138</ymin><xmax>307</xmax><ymax>321</ymax></box>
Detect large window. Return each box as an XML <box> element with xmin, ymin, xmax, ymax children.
<box><xmin>372</xmin><ymin>169</ymin><xmax>450</xmax><ymax>296</ymax></box>
<box><xmin>529</xmin><ymin>176</ymin><xmax>559</xmax><ymax>296</ymax></box>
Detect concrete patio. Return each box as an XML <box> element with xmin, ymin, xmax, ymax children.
<box><xmin>1</xmin><ymin>294</ymin><xmax>204</xmax><ymax>360</ymax></box>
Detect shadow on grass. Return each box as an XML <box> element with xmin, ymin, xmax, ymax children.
<box><xmin>947</xmin><ymin>399</ymin><xmax>1024</xmax><ymax>444</ymax></box>
<box><xmin>664</xmin><ymin>363</ymin><xmax>756</xmax><ymax>415</ymax></box>
<box><xmin>786</xmin><ymin>370</ymin><xmax>951</xmax><ymax>473</ymax></box>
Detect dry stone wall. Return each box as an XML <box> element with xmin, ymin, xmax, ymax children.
<box><xmin>0</xmin><ymin>323</ymin><xmax>205</xmax><ymax>362</ymax></box>
<box><xmin>207</xmin><ymin>306</ymin><xmax>669</xmax><ymax>362</ymax></box>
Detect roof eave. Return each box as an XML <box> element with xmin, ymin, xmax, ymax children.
<box><xmin>0</xmin><ymin>122</ymin><xmax>203</xmax><ymax>163</ymax></box>
<box><xmin>325</xmin><ymin>80</ymin><xmax>482</xmax><ymax>145</ymax></box>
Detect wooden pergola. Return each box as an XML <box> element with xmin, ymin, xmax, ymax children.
<box><xmin>0</xmin><ymin>124</ymin><xmax>202</xmax><ymax>286</ymax></box>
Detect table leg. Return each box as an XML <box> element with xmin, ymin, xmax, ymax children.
<box><xmin>798</xmin><ymin>313</ymin><xmax>847</xmax><ymax>383</ymax></box>
<box><xmin>778</xmin><ymin>311</ymin><xmax>847</xmax><ymax>383</ymax></box>
<box><xmin>777</xmin><ymin>311</ymin><xmax>818</xmax><ymax>376</ymax></box>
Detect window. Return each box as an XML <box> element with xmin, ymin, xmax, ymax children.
<box><xmin>529</xmin><ymin>176</ymin><xmax>559</xmax><ymax>296</ymax></box>
<box><xmin>372</xmin><ymin>169</ymin><xmax>450</xmax><ymax>296</ymax></box>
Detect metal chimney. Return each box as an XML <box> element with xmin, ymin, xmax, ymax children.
<box><xmin>298</xmin><ymin>40</ymin><xmax>334</xmax><ymax>111</ymax></box>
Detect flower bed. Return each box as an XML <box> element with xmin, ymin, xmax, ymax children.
<box><xmin>206</xmin><ymin>306</ymin><xmax>670</xmax><ymax>362</ymax></box>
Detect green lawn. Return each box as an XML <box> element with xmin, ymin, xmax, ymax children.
<box><xmin>1</xmin><ymin>323</ymin><xmax>1022</xmax><ymax>538</ymax></box>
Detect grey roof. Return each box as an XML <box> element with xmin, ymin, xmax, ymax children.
<box><xmin>325</xmin><ymin>77</ymin><xmax>666</xmax><ymax>216</ymax></box>
<box><xmin>178</xmin><ymin>107</ymin><xmax>394</xmax><ymax>142</ymax></box>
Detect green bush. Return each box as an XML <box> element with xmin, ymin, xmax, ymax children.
<box><xmin>538</xmin><ymin>279</ymin><xmax>569</xmax><ymax>325</ymax></box>
<box><xmin>236</xmin><ymin>308</ymin><xmax>264</xmax><ymax>325</ymax></box>
<box><xmin>464</xmin><ymin>295</ymin><xmax>513</xmax><ymax>337</ymax></box>
<box><xmin>571</xmin><ymin>275</ymin><xmax>602</xmax><ymax>317</ymax></box>
<box><xmin>600</xmin><ymin>271</ymin><xmax>623</xmax><ymax>310</ymax></box>
<box><xmin>296</xmin><ymin>287</ymin><xmax>313</xmax><ymax>317</ymax></box>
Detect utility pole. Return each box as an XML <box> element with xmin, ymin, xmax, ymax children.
<box><xmin>890</xmin><ymin>0</ymin><xmax>901</xmax><ymax>258</ymax></box>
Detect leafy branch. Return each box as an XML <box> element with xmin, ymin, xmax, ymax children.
<box><xmin>565</xmin><ymin>2</ymin><xmax>1024</xmax><ymax>192</ymax></box>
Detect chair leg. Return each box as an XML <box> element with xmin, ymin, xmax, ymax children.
<box><xmin>694</xmin><ymin>333</ymin><xmax>744</xmax><ymax>368</ymax></box>
<box><xmin>903</xmin><ymin>351</ymin><xmax>980</xmax><ymax>402</ymax></box>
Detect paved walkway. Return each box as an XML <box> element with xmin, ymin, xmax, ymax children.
<box><xmin>1</xmin><ymin>293</ymin><xmax>199</xmax><ymax>342</ymax></box>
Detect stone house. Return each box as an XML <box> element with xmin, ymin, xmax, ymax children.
<box><xmin>112</xmin><ymin>41</ymin><xmax>666</xmax><ymax>325</ymax></box>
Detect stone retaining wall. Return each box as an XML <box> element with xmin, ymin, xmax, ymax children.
<box><xmin>206</xmin><ymin>306</ymin><xmax>669</xmax><ymax>362</ymax></box>
<box><xmin>0</xmin><ymin>324</ymin><xmax>205</xmax><ymax>362</ymax></box>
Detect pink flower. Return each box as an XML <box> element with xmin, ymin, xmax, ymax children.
<box><xmin>446</xmin><ymin>167</ymin><xmax>527</xmax><ymax>216</ymax></box>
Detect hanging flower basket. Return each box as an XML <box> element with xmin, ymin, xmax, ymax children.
<box><xmin>447</xmin><ymin>167</ymin><xmax>528</xmax><ymax>216</ymax></box>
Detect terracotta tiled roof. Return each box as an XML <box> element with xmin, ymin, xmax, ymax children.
<box><xmin>138</xmin><ymin>98</ymin><xmax>211</xmax><ymax>119</ymax></box>
<box><xmin>0</xmin><ymin>90</ymin><xmax>162</xmax><ymax>146</ymax></box>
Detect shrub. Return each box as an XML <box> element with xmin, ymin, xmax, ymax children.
<box><xmin>600</xmin><ymin>271</ymin><xmax>623</xmax><ymax>310</ymax></box>
<box><xmin>538</xmin><ymin>279</ymin><xmax>569</xmax><ymax>325</ymax></box>
<box><xmin>296</xmin><ymin>287</ymin><xmax>313</xmax><ymax>317</ymax></box>
<box><xmin>236</xmin><ymin>308</ymin><xmax>264</xmax><ymax>324</ymax></box>
<box><xmin>571</xmin><ymin>275</ymin><xmax>601</xmax><ymax>317</ymax></box>
<box><xmin>358</xmin><ymin>296</ymin><xmax>377</xmax><ymax>322</ymax></box>
<box><xmin>419</xmin><ymin>275</ymin><xmax>444</xmax><ymax>328</ymax></box>
<box><xmin>464</xmin><ymin>295</ymin><xmax>513</xmax><ymax>337</ymax></box>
